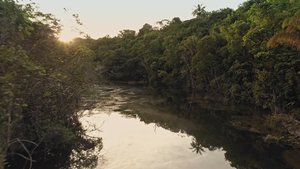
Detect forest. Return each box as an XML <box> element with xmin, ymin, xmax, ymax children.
<box><xmin>0</xmin><ymin>0</ymin><xmax>299</xmax><ymax>168</ymax></box>
<box><xmin>0</xmin><ymin>0</ymin><xmax>100</xmax><ymax>168</ymax></box>
<box><xmin>94</xmin><ymin>0</ymin><xmax>300</xmax><ymax>114</ymax></box>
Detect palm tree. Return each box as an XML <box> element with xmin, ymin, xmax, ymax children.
<box><xmin>192</xmin><ymin>4</ymin><xmax>208</xmax><ymax>18</ymax></box>
<box><xmin>268</xmin><ymin>11</ymin><xmax>300</xmax><ymax>51</ymax></box>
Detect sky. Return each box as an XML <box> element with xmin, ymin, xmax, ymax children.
<box><xmin>23</xmin><ymin>0</ymin><xmax>246</xmax><ymax>41</ymax></box>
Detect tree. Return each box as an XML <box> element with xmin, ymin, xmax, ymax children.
<box><xmin>0</xmin><ymin>1</ymin><xmax>100</xmax><ymax>168</ymax></box>
<box><xmin>192</xmin><ymin>4</ymin><xmax>208</xmax><ymax>19</ymax></box>
<box><xmin>138</xmin><ymin>23</ymin><xmax>153</xmax><ymax>36</ymax></box>
<box><xmin>268</xmin><ymin>11</ymin><xmax>300</xmax><ymax>51</ymax></box>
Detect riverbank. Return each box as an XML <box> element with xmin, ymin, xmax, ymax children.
<box><xmin>81</xmin><ymin>84</ymin><xmax>300</xmax><ymax>169</ymax></box>
<box><xmin>230</xmin><ymin>113</ymin><xmax>300</xmax><ymax>148</ymax></box>
<box><xmin>180</xmin><ymin>93</ymin><xmax>300</xmax><ymax>149</ymax></box>
<box><xmin>87</xmin><ymin>83</ymin><xmax>300</xmax><ymax>149</ymax></box>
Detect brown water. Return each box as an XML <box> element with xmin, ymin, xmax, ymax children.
<box><xmin>82</xmin><ymin>112</ymin><xmax>233</xmax><ymax>169</ymax></box>
<box><xmin>79</xmin><ymin>85</ymin><xmax>298</xmax><ymax>169</ymax></box>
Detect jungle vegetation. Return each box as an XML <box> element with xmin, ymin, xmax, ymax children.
<box><xmin>94</xmin><ymin>0</ymin><xmax>300</xmax><ymax>115</ymax></box>
<box><xmin>0</xmin><ymin>0</ymin><xmax>299</xmax><ymax>168</ymax></box>
<box><xmin>0</xmin><ymin>0</ymin><xmax>100</xmax><ymax>168</ymax></box>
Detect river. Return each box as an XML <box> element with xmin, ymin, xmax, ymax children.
<box><xmin>79</xmin><ymin>85</ymin><xmax>300</xmax><ymax>169</ymax></box>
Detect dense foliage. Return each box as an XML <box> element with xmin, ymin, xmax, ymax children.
<box><xmin>0</xmin><ymin>0</ymin><xmax>99</xmax><ymax>168</ymax></box>
<box><xmin>94</xmin><ymin>0</ymin><xmax>299</xmax><ymax>116</ymax></box>
<box><xmin>1</xmin><ymin>0</ymin><xmax>299</xmax><ymax>168</ymax></box>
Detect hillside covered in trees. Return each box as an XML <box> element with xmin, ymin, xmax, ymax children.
<box><xmin>0</xmin><ymin>0</ymin><xmax>300</xmax><ymax>168</ymax></box>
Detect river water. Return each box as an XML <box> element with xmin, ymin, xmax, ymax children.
<box><xmin>79</xmin><ymin>85</ymin><xmax>300</xmax><ymax>169</ymax></box>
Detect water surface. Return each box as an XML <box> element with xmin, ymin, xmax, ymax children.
<box><xmin>80</xmin><ymin>85</ymin><xmax>298</xmax><ymax>169</ymax></box>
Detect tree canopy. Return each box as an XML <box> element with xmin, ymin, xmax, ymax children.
<box><xmin>94</xmin><ymin>0</ymin><xmax>299</xmax><ymax>115</ymax></box>
<box><xmin>0</xmin><ymin>0</ymin><xmax>100</xmax><ymax>168</ymax></box>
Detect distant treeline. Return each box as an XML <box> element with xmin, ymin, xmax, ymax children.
<box><xmin>86</xmin><ymin>0</ymin><xmax>299</xmax><ymax>116</ymax></box>
<box><xmin>0</xmin><ymin>0</ymin><xmax>99</xmax><ymax>168</ymax></box>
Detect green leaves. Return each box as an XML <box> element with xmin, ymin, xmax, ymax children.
<box><xmin>93</xmin><ymin>0</ymin><xmax>299</xmax><ymax>115</ymax></box>
<box><xmin>0</xmin><ymin>1</ymin><xmax>100</xmax><ymax>168</ymax></box>
<box><xmin>268</xmin><ymin>11</ymin><xmax>300</xmax><ymax>51</ymax></box>
<box><xmin>0</xmin><ymin>0</ymin><xmax>33</xmax><ymax>44</ymax></box>
<box><xmin>192</xmin><ymin>4</ymin><xmax>208</xmax><ymax>19</ymax></box>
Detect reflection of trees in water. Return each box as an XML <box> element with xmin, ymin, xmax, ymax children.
<box><xmin>123</xmin><ymin>102</ymin><xmax>294</xmax><ymax>169</ymax></box>
<box><xmin>7</xmin><ymin>132</ymin><xmax>102</xmax><ymax>169</ymax></box>
<box><xmin>190</xmin><ymin>138</ymin><xmax>205</xmax><ymax>155</ymax></box>
<box><xmin>70</xmin><ymin>145</ymin><xmax>102</xmax><ymax>169</ymax></box>
<box><xmin>8</xmin><ymin>141</ymin><xmax>102</xmax><ymax>169</ymax></box>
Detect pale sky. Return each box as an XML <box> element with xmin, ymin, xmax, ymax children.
<box><xmin>23</xmin><ymin>0</ymin><xmax>246</xmax><ymax>41</ymax></box>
